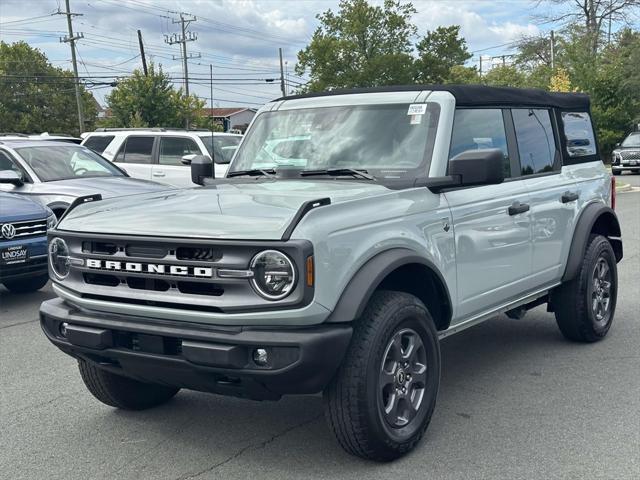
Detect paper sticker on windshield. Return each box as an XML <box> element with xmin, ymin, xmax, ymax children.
<box><xmin>407</xmin><ymin>104</ymin><xmax>427</xmax><ymax>115</ymax></box>
<box><xmin>410</xmin><ymin>114</ymin><xmax>422</xmax><ymax>125</ymax></box>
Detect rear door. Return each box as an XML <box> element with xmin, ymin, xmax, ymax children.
<box><xmin>113</xmin><ymin>136</ymin><xmax>156</xmax><ymax>181</ymax></box>
<box><xmin>153</xmin><ymin>136</ymin><xmax>201</xmax><ymax>187</ymax></box>
<box><xmin>444</xmin><ymin>108</ymin><xmax>534</xmax><ymax>320</ymax></box>
<box><xmin>511</xmin><ymin>108</ymin><xmax>579</xmax><ymax>286</ymax></box>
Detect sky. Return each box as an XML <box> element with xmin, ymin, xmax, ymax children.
<box><xmin>0</xmin><ymin>0</ymin><xmax>602</xmax><ymax>108</ymax></box>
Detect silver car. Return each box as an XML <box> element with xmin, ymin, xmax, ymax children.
<box><xmin>0</xmin><ymin>140</ymin><xmax>172</xmax><ymax>218</ymax></box>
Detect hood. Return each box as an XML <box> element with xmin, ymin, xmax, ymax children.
<box><xmin>58</xmin><ymin>180</ymin><xmax>391</xmax><ymax>240</ymax></box>
<box><xmin>0</xmin><ymin>191</ymin><xmax>49</xmax><ymax>222</ymax></box>
<box><xmin>37</xmin><ymin>176</ymin><xmax>171</xmax><ymax>198</ymax></box>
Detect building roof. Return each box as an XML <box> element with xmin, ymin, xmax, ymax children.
<box><xmin>202</xmin><ymin>107</ymin><xmax>257</xmax><ymax>118</ymax></box>
<box><xmin>277</xmin><ymin>85</ymin><xmax>590</xmax><ymax>111</ymax></box>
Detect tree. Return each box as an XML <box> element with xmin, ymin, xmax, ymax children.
<box><xmin>446</xmin><ymin>65</ymin><xmax>480</xmax><ymax>84</ymax></box>
<box><xmin>295</xmin><ymin>0</ymin><xmax>418</xmax><ymax>91</ymax></box>
<box><xmin>415</xmin><ymin>26</ymin><xmax>472</xmax><ymax>84</ymax></box>
<box><xmin>549</xmin><ymin>67</ymin><xmax>573</xmax><ymax>91</ymax></box>
<box><xmin>105</xmin><ymin>63</ymin><xmax>204</xmax><ymax>128</ymax></box>
<box><xmin>534</xmin><ymin>0</ymin><xmax>640</xmax><ymax>53</ymax></box>
<box><xmin>483</xmin><ymin>65</ymin><xmax>528</xmax><ymax>88</ymax></box>
<box><xmin>0</xmin><ymin>41</ymin><xmax>97</xmax><ymax>135</ymax></box>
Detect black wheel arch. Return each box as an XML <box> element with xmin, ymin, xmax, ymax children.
<box><xmin>562</xmin><ymin>203</ymin><xmax>622</xmax><ymax>282</ymax></box>
<box><xmin>325</xmin><ymin>248</ymin><xmax>453</xmax><ymax>331</ymax></box>
<box><xmin>47</xmin><ymin>201</ymin><xmax>71</xmax><ymax>219</ymax></box>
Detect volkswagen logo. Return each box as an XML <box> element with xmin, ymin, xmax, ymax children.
<box><xmin>1</xmin><ymin>223</ymin><xmax>16</xmax><ymax>240</ymax></box>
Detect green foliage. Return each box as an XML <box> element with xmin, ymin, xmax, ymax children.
<box><xmin>0</xmin><ymin>41</ymin><xmax>97</xmax><ymax>135</ymax></box>
<box><xmin>483</xmin><ymin>65</ymin><xmax>528</xmax><ymax>88</ymax></box>
<box><xmin>415</xmin><ymin>26</ymin><xmax>471</xmax><ymax>84</ymax></box>
<box><xmin>296</xmin><ymin>0</ymin><xmax>418</xmax><ymax>91</ymax></box>
<box><xmin>105</xmin><ymin>63</ymin><xmax>204</xmax><ymax>128</ymax></box>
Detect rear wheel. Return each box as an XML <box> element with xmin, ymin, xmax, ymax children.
<box><xmin>611</xmin><ymin>168</ymin><xmax>621</xmax><ymax>175</ymax></box>
<box><xmin>78</xmin><ymin>360</ymin><xmax>179</xmax><ymax>410</ymax></box>
<box><xmin>323</xmin><ymin>291</ymin><xmax>440</xmax><ymax>461</ymax></box>
<box><xmin>3</xmin><ymin>274</ymin><xmax>49</xmax><ymax>293</ymax></box>
<box><xmin>554</xmin><ymin>234</ymin><xmax>617</xmax><ymax>342</ymax></box>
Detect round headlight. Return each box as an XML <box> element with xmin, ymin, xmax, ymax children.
<box><xmin>49</xmin><ymin>237</ymin><xmax>71</xmax><ymax>279</ymax></box>
<box><xmin>250</xmin><ymin>250</ymin><xmax>296</xmax><ymax>300</ymax></box>
<box><xmin>46</xmin><ymin>214</ymin><xmax>57</xmax><ymax>230</ymax></box>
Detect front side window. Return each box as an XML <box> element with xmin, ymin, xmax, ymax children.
<box><xmin>83</xmin><ymin>135</ymin><xmax>115</xmax><ymax>154</ymax></box>
<box><xmin>561</xmin><ymin>112</ymin><xmax>596</xmax><ymax>157</ymax></box>
<box><xmin>200</xmin><ymin>135</ymin><xmax>242</xmax><ymax>164</ymax></box>
<box><xmin>230</xmin><ymin>103</ymin><xmax>440</xmax><ymax>182</ymax></box>
<box><xmin>513</xmin><ymin>109</ymin><xmax>557</xmax><ymax>175</ymax></box>
<box><xmin>159</xmin><ymin>137</ymin><xmax>200</xmax><ymax>166</ymax></box>
<box><xmin>14</xmin><ymin>145</ymin><xmax>124</xmax><ymax>182</ymax></box>
<box><xmin>115</xmin><ymin>136</ymin><xmax>154</xmax><ymax>164</ymax></box>
<box><xmin>449</xmin><ymin>109</ymin><xmax>511</xmax><ymax>178</ymax></box>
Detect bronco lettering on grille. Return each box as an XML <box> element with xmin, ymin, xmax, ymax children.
<box><xmin>85</xmin><ymin>259</ymin><xmax>213</xmax><ymax>278</ymax></box>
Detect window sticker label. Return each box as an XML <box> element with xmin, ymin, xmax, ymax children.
<box><xmin>407</xmin><ymin>104</ymin><xmax>427</xmax><ymax>116</ymax></box>
<box><xmin>410</xmin><ymin>114</ymin><xmax>423</xmax><ymax>125</ymax></box>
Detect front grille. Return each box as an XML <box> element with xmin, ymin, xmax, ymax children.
<box><xmin>1</xmin><ymin>218</ymin><xmax>47</xmax><ymax>240</ymax></box>
<box><xmin>620</xmin><ymin>150</ymin><xmax>640</xmax><ymax>161</ymax></box>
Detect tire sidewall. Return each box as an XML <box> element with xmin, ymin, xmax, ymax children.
<box><xmin>364</xmin><ymin>301</ymin><xmax>440</xmax><ymax>450</ymax></box>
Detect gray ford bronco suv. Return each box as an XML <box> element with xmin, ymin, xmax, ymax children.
<box><xmin>40</xmin><ymin>85</ymin><xmax>622</xmax><ymax>461</ymax></box>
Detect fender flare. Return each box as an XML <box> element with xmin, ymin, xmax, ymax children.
<box><xmin>47</xmin><ymin>201</ymin><xmax>71</xmax><ymax>217</ymax></box>
<box><xmin>562</xmin><ymin>203</ymin><xmax>622</xmax><ymax>282</ymax></box>
<box><xmin>325</xmin><ymin>248</ymin><xmax>452</xmax><ymax>325</ymax></box>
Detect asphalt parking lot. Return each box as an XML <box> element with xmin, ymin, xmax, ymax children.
<box><xmin>1</xmin><ymin>186</ymin><xmax>638</xmax><ymax>480</ymax></box>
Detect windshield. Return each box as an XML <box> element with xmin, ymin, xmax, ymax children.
<box><xmin>621</xmin><ymin>133</ymin><xmax>640</xmax><ymax>148</ymax></box>
<box><xmin>15</xmin><ymin>145</ymin><xmax>124</xmax><ymax>182</ymax></box>
<box><xmin>229</xmin><ymin>103</ymin><xmax>440</xmax><ymax>181</ymax></box>
<box><xmin>200</xmin><ymin>135</ymin><xmax>242</xmax><ymax>164</ymax></box>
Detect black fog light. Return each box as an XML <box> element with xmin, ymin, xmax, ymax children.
<box><xmin>59</xmin><ymin>322</ymin><xmax>69</xmax><ymax>337</ymax></box>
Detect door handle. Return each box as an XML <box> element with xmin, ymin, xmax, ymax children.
<box><xmin>153</xmin><ymin>171</ymin><xmax>165</xmax><ymax>177</ymax></box>
<box><xmin>508</xmin><ymin>201</ymin><xmax>530</xmax><ymax>216</ymax></box>
<box><xmin>561</xmin><ymin>191</ymin><xmax>579</xmax><ymax>203</ymax></box>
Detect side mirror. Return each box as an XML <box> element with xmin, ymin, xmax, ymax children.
<box><xmin>181</xmin><ymin>154</ymin><xmax>197</xmax><ymax>165</ymax></box>
<box><xmin>0</xmin><ymin>170</ymin><xmax>23</xmax><ymax>186</ymax></box>
<box><xmin>190</xmin><ymin>155</ymin><xmax>214</xmax><ymax>186</ymax></box>
<box><xmin>448</xmin><ymin>148</ymin><xmax>505</xmax><ymax>187</ymax></box>
<box><xmin>615</xmin><ymin>142</ymin><xmax>621</xmax><ymax>148</ymax></box>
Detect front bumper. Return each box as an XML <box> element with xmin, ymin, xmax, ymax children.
<box><xmin>40</xmin><ymin>298</ymin><xmax>352</xmax><ymax>400</ymax></box>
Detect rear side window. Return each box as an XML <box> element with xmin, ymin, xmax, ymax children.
<box><xmin>115</xmin><ymin>136</ymin><xmax>154</xmax><ymax>164</ymax></box>
<box><xmin>562</xmin><ymin>112</ymin><xmax>597</xmax><ymax>157</ymax></box>
<box><xmin>159</xmin><ymin>137</ymin><xmax>200</xmax><ymax>166</ymax></box>
<box><xmin>449</xmin><ymin>109</ymin><xmax>511</xmax><ymax>178</ymax></box>
<box><xmin>512</xmin><ymin>109</ymin><xmax>557</xmax><ymax>175</ymax></box>
<box><xmin>83</xmin><ymin>135</ymin><xmax>115</xmax><ymax>154</ymax></box>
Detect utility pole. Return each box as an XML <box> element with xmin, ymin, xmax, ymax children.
<box><xmin>210</xmin><ymin>64</ymin><xmax>215</xmax><ymax>132</ymax></box>
<box><xmin>58</xmin><ymin>0</ymin><xmax>84</xmax><ymax>134</ymax></box>
<box><xmin>501</xmin><ymin>55</ymin><xmax>506</xmax><ymax>67</ymax></box>
<box><xmin>550</xmin><ymin>30</ymin><xmax>555</xmax><ymax>70</ymax></box>
<box><xmin>607</xmin><ymin>13</ymin><xmax>612</xmax><ymax>45</ymax></box>
<box><xmin>165</xmin><ymin>12</ymin><xmax>200</xmax><ymax>127</ymax></box>
<box><xmin>279</xmin><ymin>48</ymin><xmax>286</xmax><ymax>97</ymax></box>
<box><xmin>479</xmin><ymin>55</ymin><xmax>483</xmax><ymax>79</ymax></box>
<box><xmin>137</xmin><ymin>30</ymin><xmax>148</xmax><ymax>76</ymax></box>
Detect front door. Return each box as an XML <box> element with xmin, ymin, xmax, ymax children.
<box><xmin>444</xmin><ymin>108</ymin><xmax>534</xmax><ymax>320</ymax></box>
<box><xmin>154</xmin><ymin>136</ymin><xmax>201</xmax><ymax>187</ymax></box>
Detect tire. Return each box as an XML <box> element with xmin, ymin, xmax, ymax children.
<box><xmin>323</xmin><ymin>291</ymin><xmax>440</xmax><ymax>461</ymax></box>
<box><xmin>3</xmin><ymin>274</ymin><xmax>49</xmax><ymax>293</ymax></box>
<box><xmin>554</xmin><ymin>234</ymin><xmax>618</xmax><ymax>342</ymax></box>
<box><xmin>78</xmin><ymin>360</ymin><xmax>179</xmax><ymax>410</ymax></box>
<box><xmin>611</xmin><ymin>169</ymin><xmax>620</xmax><ymax>176</ymax></box>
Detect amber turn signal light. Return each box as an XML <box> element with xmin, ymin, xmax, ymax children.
<box><xmin>306</xmin><ymin>256</ymin><xmax>314</xmax><ymax>287</ymax></box>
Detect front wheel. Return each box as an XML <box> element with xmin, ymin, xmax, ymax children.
<box><xmin>323</xmin><ymin>291</ymin><xmax>440</xmax><ymax>461</ymax></box>
<box><xmin>611</xmin><ymin>168</ymin><xmax>621</xmax><ymax>176</ymax></box>
<box><xmin>3</xmin><ymin>274</ymin><xmax>49</xmax><ymax>293</ymax></box>
<box><xmin>554</xmin><ymin>234</ymin><xmax>618</xmax><ymax>342</ymax></box>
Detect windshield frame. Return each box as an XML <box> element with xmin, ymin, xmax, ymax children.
<box><xmin>227</xmin><ymin>102</ymin><xmax>441</xmax><ymax>187</ymax></box>
<box><xmin>14</xmin><ymin>144</ymin><xmax>127</xmax><ymax>182</ymax></box>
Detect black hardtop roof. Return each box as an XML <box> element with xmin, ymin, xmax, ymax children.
<box><xmin>278</xmin><ymin>84</ymin><xmax>590</xmax><ymax>111</ymax></box>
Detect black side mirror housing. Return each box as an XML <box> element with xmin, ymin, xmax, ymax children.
<box><xmin>424</xmin><ymin>148</ymin><xmax>504</xmax><ymax>193</ymax></box>
<box><xmin>449</xmin><ymin>148</ymin><xmax>505</xmax><ymax>187</ymax></box>
<box><xmin>0</xmin><ymin>170</ymin><xmax>24</xmax><ymax>186</ymax></box>
<box><xmin>190</xmin><ymin>155</ymin><xmax>214</xmax><ymax>186</ymax></box>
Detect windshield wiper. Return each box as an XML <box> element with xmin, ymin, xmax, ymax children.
<box><xmin>227</xmin><ymin>168</ymin><xmax>276</xmax><ymax>178</ymax></box>
<box><xmin>300</xmin><ymin>168</ymin><xmax>375</xmax><ymax>180</ymax></box>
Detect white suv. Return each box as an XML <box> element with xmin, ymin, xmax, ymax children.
<box><xmin>81</xmin><ymin>129</ymin><xmax>242</xmax><ymax>187</ymax></box>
